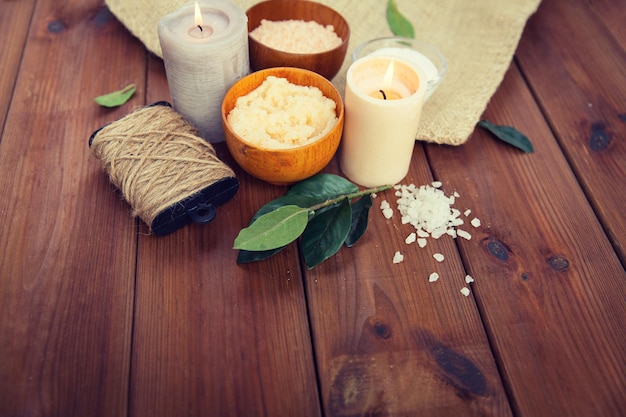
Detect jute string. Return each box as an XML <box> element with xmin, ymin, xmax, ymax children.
<box><xmin>90</xmin><ymin>105</ymin><xmax>236</xmax><ymax>228</ymax></box>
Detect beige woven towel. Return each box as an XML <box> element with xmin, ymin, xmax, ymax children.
<box><xmin>106</xmin><ymin>0</ymin><xmax>540</xmax><ymax>145</ymax></box>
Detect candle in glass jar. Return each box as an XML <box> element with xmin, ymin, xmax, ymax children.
<box><xmin>339</xmin><ymin>56</ymin><xmax>427</xmax><ymax>187</ymax></box>
<box><xmin>158</xmin><ymin>0</ymin><xmax>249</xmax><ymax>143</ymax></box>
<box><xmin>366</xmin><ymin>47</ymin><xmax>439</xmax><ymax>101</ymax></box>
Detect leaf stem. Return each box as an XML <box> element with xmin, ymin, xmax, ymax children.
<box><xmin>309</xmin><ymin>184</ymin><xmax>393</xmax><ymax>213</ymax></box>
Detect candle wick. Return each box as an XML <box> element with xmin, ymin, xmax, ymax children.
<box><xmin>379</xmin><ymin>89</ymin><xmax>387</xmax><ymax>100</ymax></box>
<box><xmin>198</xmin><ymin>25</ymin><xmax>203</xmax><ymax>32</ymax></box>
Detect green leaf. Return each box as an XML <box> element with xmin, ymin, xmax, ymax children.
<box><xmin>233</xmin><ymin>205</ymin><xmax>309</xmax><ymax>251</ymax></box>
<box><xmin>478</xmin><ymin>120</ymin><xmax>534</xmax><ymax>153</ymax></box>
<box><xmin>94</xmin><ymin>83</ymin><xmax>136</xmax><ymax>108</ymax></box>
<box><xmin>345</xmin><ymin>194</ymin><xmax>373</xmax><ymax>247</ymax></box>
<box><xmin>236</xmin><ymin>194</ymin><xmax>317</xmax><ymax>263</ymax></box>
<box><xmin>387</xmin><ymin>0</ymin><xmax>415</xmax><ymax>38</ymax></box>
<box><xmin>236</xmin><ymin>195</ymin><xmax>349</xmax><ymax>265</ymax></box>
<box><xmin>288</xmin><ymin>173</ymin><xmax>358</xmax><ymax>201</ymax></box>
<box><xmin>250</xmin><ymin>194</ymin><xmax>318</xmax><ymax>222</ymax></box>
<box><xmin>302</xmin><ymin>199</ymin><xmax>352</xmax><ymax>269</ymax></box>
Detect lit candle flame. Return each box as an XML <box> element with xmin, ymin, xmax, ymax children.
<box><xmin>382</xmin><ymin>60</ymin><xmax>395</xmax><ymax>91</ymax></box>
<box><xmin>194</xmin><ymin>1</ymin><xmax>203</xmax><ymax>27</ymax></box>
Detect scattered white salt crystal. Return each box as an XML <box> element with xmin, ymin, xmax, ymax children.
<box><xmin>393</xmin><ymin>183</ymin><xmax>476</xmax><ymax>245</ymax></box>
<box><xmin>460</xmin><ymin>287</ymin><xmax>470</xmax><ymax>296</ymax></box>
<box><xmin>383</xmin><ymin>183</ymin><xmax>485</xmax><ymax>266</ymax></box>
<box><xmin>371</xmin><ymin>193</ymin><xmax>377</xmax><ymax>198</ymax></box>
<box><xmin>433</xmin><ymin>253</ymin><xmax>445</xmax><ymax>262</ymax></box>
<box><xmin>450</xmin><ymin>217</ymin><xmax>465</xmax><ymax>227</ymax></box>
<box><xmin>465</xmin><ymin>275</ymin><xmax>475</xmax><ymax>284</ymax></box>
<box><xmin>395</xmin><ymin>184</ymin><xmax>456</xmax><ymax>235</ymax></box>
<box><xmin>429</xmin><ymin>272</ymin><xmax>439</xmax><ymax>282</ymax></box>
<box><xmin>392</xmin><ymin>251</ymin><xmax>404</xmax><ymax>264</ymax></box>
<box><xmin>457</xmin><ymin>229</ymin><xmax>472</xmax><ymax>240</ymax></box>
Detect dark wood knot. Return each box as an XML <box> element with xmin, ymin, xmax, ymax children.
<box><xmin>47</xmin><ymin>20</ymin><xmax>66</xmax><ymax>33</ymax></box>
<box><xmin>588</xmin><ymin>123</ymin><xmax>611</xmax><ymax>152</ymax></box>
<box><xmin>547</xmin><ymin>254</ymin><xmax>569</xmax><ymax>272</ymax></box>
<box><xmin>484</xmin><ymin>238</ymin><xmax>510</xmax><ymax>261</ymax></box>
<box><xmin>93</xmin><ymin>7</ymin><xmax>115</xmax><ymax>27</ymax></box>
<box><xmin>434</xmin><ymin>345</ymin><xmax>488</xmax><ymax>398</ymax></box>
<box><xmin>371</xmin><ymin>320</ymin><xmax>392</xmax><ymax>340</ymax></box>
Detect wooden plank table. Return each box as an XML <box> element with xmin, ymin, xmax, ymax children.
<box><xmin>0</xmin><ymin>0</ymin><xmax>624</xmax><ymax>416</ymax></box>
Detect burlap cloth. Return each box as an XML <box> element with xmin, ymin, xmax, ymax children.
<box><xmin>105</xmin><ymin>0</ymin><xmax>540</xmax><ymax>145</ymax></box>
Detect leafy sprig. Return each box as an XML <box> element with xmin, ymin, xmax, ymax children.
<box><xmin>234</xmin><ymin>174</ymin><xmax>391</xmax><ymax>269</ymax></box>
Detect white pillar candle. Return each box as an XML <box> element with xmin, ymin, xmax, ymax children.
<box><xmin>339</xmin><ymin>56</ymin><xmax>427</xmax><ymax>187</ymax></box>
<box><xmin>158</xmin><ymin>0</ymin><xmax>249</xmax><ymax>143</ymax></box>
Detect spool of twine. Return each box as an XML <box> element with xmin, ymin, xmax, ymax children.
<box><xmin>90</xmin><ymin>104</ymin><xmax>236</xmax><ymax>230</ymax></box>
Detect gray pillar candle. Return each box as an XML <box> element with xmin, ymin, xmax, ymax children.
<box><xmin>158</xmin><ymin>0</ymin><xmax>250</xmax><ymax>143</ymax></box>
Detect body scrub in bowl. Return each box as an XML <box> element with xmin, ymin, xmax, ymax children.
<box><xmin>227</xmin><ymin>75</ymin><xmax>337</xmax><ymax>149</ymax></box>
<box><xmin>246</xmin><ymin>0</ymin><xmax>350</xmax><ymax>80</ymax></box>
<box><xmin>250</xmin><ymin>19</ymin><xmax>342</xmax><ymax>54</ymax></box>
<box><xmin>222</xmin><ymin>67</ymin><xmax>344</xmax><ymax>185</ymax></box>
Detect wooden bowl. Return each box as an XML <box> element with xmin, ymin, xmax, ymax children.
<box><xmin>222</xmin><ymin>67</ymin><xmax>344</xmax><ymax>185</ymax></box>
<box><xmin>246</xmin><ymin>0</ymin><xmax>350</xmax><ymax>80</ymax></box>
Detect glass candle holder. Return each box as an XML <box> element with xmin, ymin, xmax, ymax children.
<box><xmin>351</xmin><ymin>36</ymin><xmax>447</xmax><ymax>101</ymax></box>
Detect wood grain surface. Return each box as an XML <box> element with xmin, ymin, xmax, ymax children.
<box><xmin>516</xmin><ymin>0</ymin><xmax>626</xmax><ymax>265</ymax></box>
<box><xmin>0</xmin><ymin>1</ymin><xmax>141</xmax><ymax>416</ymax></box>
<box><xmin>0</xmin><ymin>0</ymin><xmax>624</xmax><ymax>416</ymax></box>
<box><xmin>0</xmin><ymin>0</ymin><xmax>35</xmax><ymax>130</ymax></box>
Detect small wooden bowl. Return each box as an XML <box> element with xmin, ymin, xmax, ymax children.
<box><xmin>246</xmin><ymin>0</ymin><xmax>350</xmax><ymax>80</ymax></box>
<box><xmin>222</xmin><ymin>67</ymin><xmax>344</xmax><ymax>185</ymax></box>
